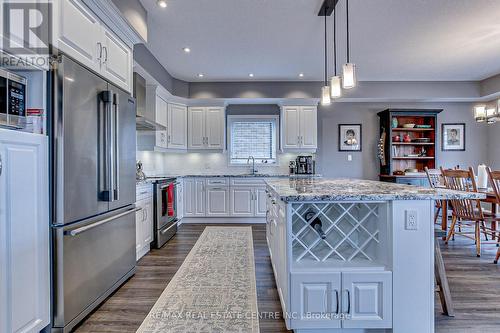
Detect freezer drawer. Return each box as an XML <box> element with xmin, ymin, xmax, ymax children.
<box><xmin>155</xmin><ymin>220</ymin><xmax>177</xmax><ymax>249</ymax></box>
<box><xmin>52</xmin><ymin>206</ymin><xmax>137</xmax><ymax>332</ymax></box>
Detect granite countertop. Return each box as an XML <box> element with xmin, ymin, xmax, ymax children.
<box><xmin>265</xmin><ymin>178</ymin><xmax>486</xmax><ymax>202</ymax></box>
<box><xmin>136</xmin><ymin>174</ymin><xmax>320</xmax><ymax>185</ymax></box>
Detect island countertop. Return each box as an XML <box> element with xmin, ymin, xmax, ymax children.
<box><xmin>265</xmin><ymin>178</ymin><xmax>486</xmax><ymax>202</ymax></box>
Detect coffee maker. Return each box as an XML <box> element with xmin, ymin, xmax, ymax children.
<box><xmin>295</xmin><ymin>155</ymin><xmax>315</xmax><ymax>174</ymax></box>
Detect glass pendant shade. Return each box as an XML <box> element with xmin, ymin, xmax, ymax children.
<box><xmin>321</xmin><ymin>85</ymin><xmax>331</xmax><ymax>105</ymax></box>
<box><xmin>330</xmin><ymin>76</ymin><xmax>342</xmax><ymax>98</ymax></box>
<box><xmin>342</xmin><ymin>63</ymin><xmax>356</xmax><ymax>89</ymax></box>
<box><xmin>473</xmin><ymin>105</ymin><xmax>487</xmax><ymax>122</ymax></box>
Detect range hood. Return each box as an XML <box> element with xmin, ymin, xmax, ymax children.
<box><xmin>133</xmin><ymin>72</ymin><xmax>165</xmax><ymax>131</ymax></box>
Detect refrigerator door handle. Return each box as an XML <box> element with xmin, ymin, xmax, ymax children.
<box><xmin>113</xmin><ymin>92</ymin><xmax>120</xmax><ymax>201</ymax></box>
<box><xmin>65</xmin><ymin>207</ymin><xmax>140</xmax><ymax>237</ymax></box>
<box><xmin>99</xmin><ymin>90</ymin><xmax>113</xmax><ymax>201</ymax></box>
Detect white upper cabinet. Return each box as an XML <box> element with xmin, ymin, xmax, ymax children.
<box><xmin>101</xmin><ymin>28</ymin><xmax>133</xmax><ymax>93</ymax></box>
<box><xmin>188</xmin><ymin>107</ymin><xmax>225</xmax><ymax>150</ymax></box>
<box><xmin>53</xmin><ymin>0</ymin><xmax>133</xmax><ymax>92</ymax></box>
<box><xmin>53</xmin><ymin>0</ymin><xmax>101</xmax><ymax>70</ymax></box>
<box><xmin>282</xmin><ymin>106</ymin><xmax>317</xmax><ymax>150</ymax></box>
<box><xmin>0</xmin><ymin>130</ymin><xmax>49</xmax><ymax>333</ymax></box>
<box><xmin>168</xmin><ymin>104</ymin><xmax>188</xmax><ymax>149</ymax></box>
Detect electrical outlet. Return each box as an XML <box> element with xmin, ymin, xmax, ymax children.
<box><xmin>405</xmin><ymin>210</ymin><xmax>418</xmax><ymax>230</ymax></box>
<box><xmin>347</xmin><ymin>154</ymin><xmax>352</xmax><ymax>161</ymax></box>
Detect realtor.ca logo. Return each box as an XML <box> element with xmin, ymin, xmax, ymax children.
<box><xmin>1</xmin><ymin>1</ymin><xmax>52</xmax><ymax>68</ymax></box>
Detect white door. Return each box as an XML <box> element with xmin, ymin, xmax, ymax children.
<box><xmin>230</xmin><ymin>187</ymin><xmax>254</xmax><ymax>217</ymax></box>
<box><xmin>194</xmin><ymin>179</ymin><xmax>206</xmax><ymax>216</ymax></box>
<box><xmin>282</xmin><ymin>106</ymin><xmax>301</xmax><ymax>149</ymax></box>
<box><xmin>205</xmin><ymin>107</ymin><xmax>224</xmax><ymax>149</ymax></box>
<box><xmin>155</xmin><ymin>96</ymin><xmax>168</xmax><ymax>148</ymax></box>
<box><xmin>188</xmin><ymin>107</ymin><xmax>206</xmax><ymax>149</ymax></box>
<box><xmin>290</xmin><ymin>273</ymin><xmax>342</xmax><ymax>329</ymax></box>
<box><xmin>54</xmin><ymin>0</ymin><xmax>101</xmax><ymax>72</ymax></box>
<box><xmin>300</xmin><ymin>106</ymin><xmax>318</xmax><ymax>149</ymax></box>
<box><xmin>101</xmin><ymin>28</ymin><xmax>132</xmax><ymax>93</ymax></box>
<box><xmin>135</xmin><ymin>207</ymin><xmax>143</xmax><ymax>256</ymax></box>
<box><xmin>176</xmin><ymin>180</ymin><xmax>184</xmax><ymax>220</ymax></box>
<box><xmin>342</xmin><ymin>271</ymin><xmax>392</xmax><ymax>329</ymax></box>
<box><xmin>254</xmin><ymin>187</ymin><xmax>268</xmax><ymax>217</ymax></box>
<box><xmin>183</xmin><ymin>179</ymin><xmax>195</xmax><ymax>216</ymax></box>
<box><xmin>0</xmin><ymin>130</ymin><xmax>49</xmax><ymax>333</ymax></box>
<box><xmin>206</xmin><ymin>187</ymin><xmax>230</xmax><ymax>216</ymax></box>
<box><xmin>143</xmin><ymin>199</ymin><xmax>153</xmax><ymax>245</ymax></box>
<box><xmin>168</xmin><ymin>104</ymin><xmax>187</xmax><ymax>149</ymax></box>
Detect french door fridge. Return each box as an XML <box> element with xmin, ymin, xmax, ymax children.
<box><xmin>50</xmin><ymin>56</ymin><xmax>137</xmax><ymax>332</ymax></box>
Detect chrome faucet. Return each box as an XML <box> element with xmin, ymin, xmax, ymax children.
<box><xmin>247</xmin><ymin>156</ymin><xmax>257</xmax><ymax>175</ymax></box>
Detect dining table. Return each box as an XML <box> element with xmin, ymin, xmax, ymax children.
<box><xmin>440</xmin><ymin>187</ymin><xmax>498</xmax><ymax>240</ymax></box>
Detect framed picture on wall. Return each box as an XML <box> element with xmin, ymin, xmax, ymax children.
<box><xmin>442</xmin><ymin>123</ymin><xmax>465</xmax><ymax>151</ymax></box>
<box><xmin>339</xmin><ymin>124</ymin><xmax>362</xmax><ymax>151</ymax></box>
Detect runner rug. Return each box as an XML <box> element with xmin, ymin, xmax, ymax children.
<box><xmin>136</xmin><ymin>226</ymin><xmax>260</xmax><ymax>333</ymax></box>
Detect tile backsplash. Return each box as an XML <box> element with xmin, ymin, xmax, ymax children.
<box><xmin>136</xmin><ymin>151</ymin><xmax>301</xmax><ymax>176</ymax></box>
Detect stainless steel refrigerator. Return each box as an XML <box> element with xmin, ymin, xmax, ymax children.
<box><xmin>50</xmin><ymin>56</ymin><xmax>137</xmax><ymax>332</ymax></box>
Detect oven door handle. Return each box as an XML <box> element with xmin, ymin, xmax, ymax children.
<box><xmin>65</xmin><ymin>207</ymin><xmax>140</xmax><ymax>237</ymax></box>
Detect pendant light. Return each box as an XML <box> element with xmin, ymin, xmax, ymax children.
<box><xmin>342</xmin><ymin>0</ymin><xmax>356</xmax><ymax>89</ymax></box>
<box><xmin>330</xmin><ymin>7</ymin><xmax>342</xmax><ymax>99</ymax></box>
<box><xmin>321</xmin><ymin>6</ymin><xmax>331</xmax><ymax>105</ymax></box>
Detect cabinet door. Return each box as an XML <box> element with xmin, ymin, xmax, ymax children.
<box><xmin>342</xmin><ymin>271</ymin><xmax>392</xmax><ymax>329</ymax></box>
<box><xmin>300</xmin><ymin>106</ymin><xmax>318</xmax><ymax>149</ymax></box>
<box><xmin>206</xmin><ymin>187</ymin><xmax>230</xmax><ymax>216</ymax></box>
<box><xmin>254</xmin><ymin>187</ymin><xmax>268</xmax><ymax>217</ymax></box>
<box><xmin>183</xmin><ymin>179</ymin><xmax>195</xmax><ymax>216</ymax></box>
<box><xmin>188</xmin><ymin>107</ymin><xmax>206</xmax><ymax>149</ymax></box>
<box><xmin>290</xmin><ymin>273</ymin><xmax>342</xmax><ymax>329</ymax></box>
<box><xmin>143</xmin><ymin>199</ymin><xmax>153</xmax><ymax>245</ymax></box>
<box><xmin>102</xmin><ymin>28</ymin><xmax>132</xmax><ymax>93</ymax></box>
<box><xmin>230</xmin><ymin>187</ymin><xmax>254</xmax><ymax>217</ymax></box>
<box><xmin>155</xmin><ymin>96</ymin><xmax>168</xmax><ymax>148</ymax></box>
<box><xmin>135</xmin><ymin>208</ymin><xmax>143</xmax><ymax>256</ymax></box>
<box><xmin>168</xmin><ymin>104</ymin><xmax>188</xmax><ymax>149</ymax></box>
<box><xmin>194</xmin><ymin>179</ymin><xmax>206</xmax><ymax>216</ymax></box>
<box><xmin>0</xmin><ymin>131</ymin><xmax>49</xmax><ymax>333</ymax></box>
<box><xmin>205</xmin><ymin>107</ymin><xmax>224</xmax><ymax>149</ymax></box>
<box><xmin>283</xmin><ymin>106</ymin><xmax>301</xmax><ymax>149</ymax></box>
<box><xmin>54</xmin><ymin>0</ymin><xmax>101</xmax><ymax>72</ymax></box>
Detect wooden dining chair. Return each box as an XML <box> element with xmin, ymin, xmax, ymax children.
<box><xmin>441</xmin><ymin>167</ymin><xmax>492</xmax><ymax>257</ymax></box>
<box><xmin>425</xmin><ymin>167</ymin><xmax>443</xmax><ymax>224</ymax></box>
<box><xmin>487</xmin><ymin>168</ymin><xmax>500</xmax><ymax>263</ymax></box>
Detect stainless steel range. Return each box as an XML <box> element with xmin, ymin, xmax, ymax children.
<box><xmin>149</xmin><ymin>177</ymin><xmax>178</xmax><ymax>248</ymax></box>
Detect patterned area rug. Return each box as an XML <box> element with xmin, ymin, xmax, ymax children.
<box><xmin>137</xmin><ymin>226</ymin><xmax>260</xmax><ymax>333</ymax></box>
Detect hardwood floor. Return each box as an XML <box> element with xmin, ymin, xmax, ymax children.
<box><xmin>74</xmin><ymin>223</ymin><xmax>500</xmax><ymax>333</ymax></box>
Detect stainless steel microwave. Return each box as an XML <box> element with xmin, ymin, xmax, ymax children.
<box><xmin>0</xmin><ymin>68</ymin><xmax>27</xmax><ymax>128</ymax></box>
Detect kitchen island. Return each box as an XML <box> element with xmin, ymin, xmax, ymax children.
<box><xmin>264</xmin><ymin>178</ymin><xmax>484</xmax><ymax>333</ymax></box>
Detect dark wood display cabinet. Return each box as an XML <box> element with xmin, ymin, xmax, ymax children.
<box><xmin>377</xmin><ymin>109</ymin><xmax>442</xmax><ymax>186</ymax></box>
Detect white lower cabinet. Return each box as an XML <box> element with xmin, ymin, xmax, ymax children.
<box><xmin>230</xmin><ymin>187</ymin><xmax>254</xmax><ymax>216</ymax></box>
<box><xmin>183</xmin><ymin>178</ymin><xmax>206</xmax><ymax>217</ymax></box>
<box><xmin>255</xmin><ymin>187</ymin><xmax>268</xmax><ymax>217</ymax></box>
<box><xmin>176</xmin><ymin>180</ymin><xmax>184</xmax><ymax>220</ymax></box>
<box><xmin>136</xmin><ymin>184</ymin><xmax>153</xmax><ymax>260</ymax></box>
<box><xmin>0</xmin><ymin>130</ymin><xmax>50</xmax><ymax>333</ymax></box>
<box><xmin>206</xmin><ymin>186</ymin><xmax>230</xmax><ymax>216</ymax></box>
<box><xmin>290</xmin><ymin>271</ymin><xmax>392</xmax><ymax>329</ymax></box>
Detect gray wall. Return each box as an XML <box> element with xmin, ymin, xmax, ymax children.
<box><xmin>111</xmin><ymin>0</ymin><xmax>148</xmax><ymax>41</ymax></box>
<box><xmin>133</xmin><ymin>44</ymin><xmax>189</xmax><ymax>97</ymax></box>
<box><xmin>488</xmin><ymin>122</ymin><xmax>500</xmax><ymax>168</ymax></box>
<box><xmin>316</xmin><ymin>102</ymin><xmax>489</xmax><ymax>179</ymax></box>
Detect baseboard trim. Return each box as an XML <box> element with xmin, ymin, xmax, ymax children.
<box><xmin>181</xmin><ymin>217</ymin><xmax>266</xmax><ymax>224</ymax></box>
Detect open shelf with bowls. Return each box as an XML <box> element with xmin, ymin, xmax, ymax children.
<box><xmin>378</xmin><ymin>109</ymin><xmax>442</xmax><ymax>186</ymax></box>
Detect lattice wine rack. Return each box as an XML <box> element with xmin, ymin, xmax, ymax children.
<box><xmin>291</xmin><ymin>202</ymin><xmax>388</xmax><ymax>265</ymax></box>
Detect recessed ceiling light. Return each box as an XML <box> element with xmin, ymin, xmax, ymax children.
<box><xmin>197</xmin><ymin>73</ymin><xmax>204</xmax><ymax>78</ymax></box>
<box><xmin>182</xmin><ymin>47</ymin><xmax>191</xmax><ymax>53</ymax></box>
<box><xmin>299</xmin><ymin>73</ymin><xmax>304</xmax><ymax>78</ymax></box>
<box><xmin>157</xmin><ymin>0</ymin><xmax>167</xmax><ymax>8</ymax></box>
<box><xmin>248</xmin><ymin>73</ymin><xmax>254</xmax><ymax>78</ymax></box>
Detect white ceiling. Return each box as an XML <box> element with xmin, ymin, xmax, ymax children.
<box><xmin>140</xmin><ymin>0</ymin><xmax>500</xmax><ymax>82</ymax></box>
